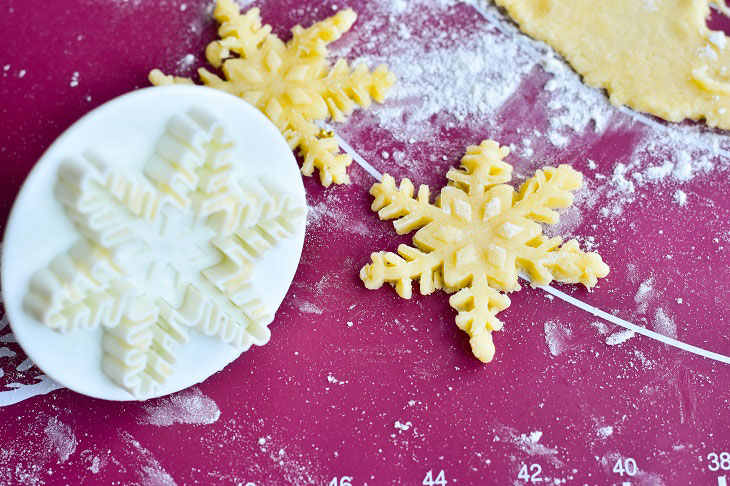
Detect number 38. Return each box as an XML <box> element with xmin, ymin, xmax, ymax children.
<box><xmin>708</xmin><ymin>452</ymin><xmax>730</xmax><ymax>471</ymax></box>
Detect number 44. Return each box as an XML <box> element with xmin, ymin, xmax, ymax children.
<box><xmin>423</xmin><ymin>470</ymin><xmax>447</xmax><ymax>486</ymax></box>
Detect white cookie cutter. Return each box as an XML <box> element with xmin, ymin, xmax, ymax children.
<box><xmin>2</xmin><ymin>86</ymin><xmax>307</xmax><ymax>400</ymax></box>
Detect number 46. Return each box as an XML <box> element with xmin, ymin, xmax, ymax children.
<box><xmin>423</xmin><ymin>470</ymin><xmax>447</xmax><ymax>486</ymax></box>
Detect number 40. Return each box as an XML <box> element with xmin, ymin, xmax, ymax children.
<box><xmin>612</xmin><ymin>458</ymin><xmax>638</xmax><ymax>476</ymax></box>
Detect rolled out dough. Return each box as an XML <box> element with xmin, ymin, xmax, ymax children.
<box><xmin>495</xmin><ymin>0</ymin><xmax>730</xmax><ymax>129</ymax></box>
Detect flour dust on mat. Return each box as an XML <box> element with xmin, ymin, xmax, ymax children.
<box><xmin>44</xmin><ymin>417</ymin><xmax>78</xmax><ymax>463</ymax></box>
<box><xmin>141</xmin><ymin>387</ymin><xmax>221</xmax><ymax>426</ymax></box>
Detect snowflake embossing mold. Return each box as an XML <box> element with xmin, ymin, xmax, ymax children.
<box><xmin>2</xmin><ymin>86</ymin><xmax>307</xmax><ymax>400</ymax></box>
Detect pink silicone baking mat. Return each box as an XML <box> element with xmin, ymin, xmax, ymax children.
<box><xmin>2</xmin><ymin>0</ymin><xmax>730</xmax><ymax>484</ymax></box>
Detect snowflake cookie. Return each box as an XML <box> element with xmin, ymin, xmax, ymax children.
<box><xmin>360</xmin><ymin>141</ymin><xmax>609</xmax><ymax>363</ymax></box>
<box><xmin>149</xmin><ymin>0</ymin><xmax>395</xmax><ymax>187</ymax></box>
<box><xmin>23</xmin><ymin>108</ymin><xmax>305</xmax><ymax>398</ymax></box>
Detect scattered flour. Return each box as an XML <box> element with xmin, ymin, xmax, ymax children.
<box><xmin>394</xmin><ymin>420</ymin><xmax>412</xmax><ymax>432</ymax></box>
<box><xmin>333</xmin><ymin>0</ymin><xmax>535</xmax><ymax>145</ymax></box>
<box><xmin>141</xmin><ymin>387</ymin><xmax>221</xmax><ymax>426</ymax></box>
<box><xmin>606</xmin><ymin>329</ymin><xmax>636</xmax><ymax>346</ymax></box>
<box><xmin>176</xmin><ymin>53</ymin><xmax>195</xmax><ymax>68</ymax></box>
<box><xmin>326</xmin><ymin>373</ymin><xmax>347</xmax><ymax>385</ymax></box>
<box><xmin>673</xmin><ymin>189</ymin><xmax>687</xmax><ymax>206</ymax></box>
<box><xmin>121</xmin><ymin>432</ymin><xmax>177</xmax><ymax>486</ymax></box>
<box><xmin>597</xmin><ymin>425</ymin><xmax>614</xmax><ymax>438</ymax></box>
<box><xmin>590</xmin><ymin>321</ymin><xmax>610</xmax><ymax>335</ymax></box>
<box><xmin>44</xmin><ymin>417</ymin><xmax>77</xmax><ymax>463</ymax></box>
<box><xmin>543</xmin><ymin>320</ymin><xmax>572</xmax><ymax>356</ymax></box>
<box><xmin>494</xmin><ymin>424</ymin><xmax>562</xmax><ymax>466</ymax></box>
<box><xmin>634</xmin><ymin>278</ymin><xmax>654</xmax><ymax>314</ymax></box>
<box><xmin>653</xmin><ymin>308</ymin><xmax>677</xmax><ymax>339</ymax></box>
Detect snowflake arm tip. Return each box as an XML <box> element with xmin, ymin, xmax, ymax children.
<box><xmin>290</xmin><ymin>8</ymin><xmax>357</xmax><ymax>58</ymax></box>
<box><xmin>521</xmin><ymin>237</ymin><xmax>609</xmax><ymax>288</ymax></box>
<box><xmin>369</xmin><ymin>175</ymin><xmax>438</xmax><ymax>234</ymax></box>
<box><xmin>449</xmin><ymin>278</ymin><xmax>510</xmax><ymax>363</ymax></box>
<box><xmin>446</xmin><ymin>140</ymin><xmax>513</xmax><ymax>195</ymax></box>
<box><xmin>360</xmin><ymin>244</ymin><xmax>442</xmax><ymax>299</ymax></box>
<box><xmin>515</xmin><ymin>164</ymin><xmax>583</xmax><ymax>224</ymax></box>
<box><xmin>149</xmin><ymin>69</ymin><xmax>194</xmax><ymax>86</ymax></box>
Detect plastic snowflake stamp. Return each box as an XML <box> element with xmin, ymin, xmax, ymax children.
<box><xmin>23</xmin><ymin>108</ymin><xmax>305</xmax><ymax>398</ymax></box>
<box><xmin>149</xmin><ymin>0</ymin><xmax>395</xmax><ymax>187</ymax></box>
<box><xmin>360</xmin><ymin>141</ymin><xmax>609</xmax><ymax>363</ymax></box>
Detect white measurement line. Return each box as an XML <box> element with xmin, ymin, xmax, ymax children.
<box><xmin>333</xmin><ymin>132</ymin><xmax>383</xmax><ymax>182</ymax></box>
<box><xmin>468</xmin><ymin>0</ymin><xmax>507</xmax><ymax>35</ymax></box>
<box><xmin>336</xmin><ymin>133</ymin><xmax>730</xmax><ymax>365</ymax></box>
<box><xmin>617</xmin><ymin>106</ymin><xmax>730</xmax><ymax>159</ymax></box>
<box><xmin>537</xmin><ymin>283</ymin><xmax>730</xmax><ymax>364</ymax></box>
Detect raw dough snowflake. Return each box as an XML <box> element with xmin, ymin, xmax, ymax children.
<box><xmin>360</xmin><ymin>141</ymin><xmax>609</xmax><ymax>362</ymax></box>
<box><xmin>149</xmin><ymin>0</ymin><xmax>395</xmax><ymax>187</ymax></box>
<box><xmin>24</xmin><ymin>108</ymin><xmax>305</xmax><ymax>398</ymax></box>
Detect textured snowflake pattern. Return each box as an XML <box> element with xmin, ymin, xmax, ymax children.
<box><xmin>150</xmin><ymin>0</ymin><xmax>395</xmax><ymax>187</ymax></box>
<box><xmin>360</xmin><ymin>141</ymin><xmax>609</xmax><ymax>363</ymax></box>
<box><xmin>24</xmin><ymin>108</ymin><xmax>305</xmax><ymax>398</ymax></box>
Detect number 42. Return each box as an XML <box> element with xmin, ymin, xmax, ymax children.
<box><xmin>518</xmin><ymin>463</ymin><xmax>542</xmax><ymax>483</ymax></box>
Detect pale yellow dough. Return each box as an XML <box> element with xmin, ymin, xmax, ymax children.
<box><xmin>495</xmin><ymin>0</ymin><xmax>730</xmax><ymax>129</ymax></box>
<box><xmin>360</xmin><ymin>141</ymin><xmax>609</xmax><ymax>363</ymax></box>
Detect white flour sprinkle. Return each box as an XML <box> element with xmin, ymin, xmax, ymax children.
<box><xmin>597</xmin><ymin>425</ymin><xmax>614</xmax><ymax>438</ymax></box>
<box><xmin>653</xmin><ymin>308</ymin><xmax>677</xmax><ymax>339</ymax></box>
<box><xmin>605</xmin><ymin>329</ymin><xmax>636</xmax><ymax>346</ymax></box>
<box><xmin>673</xmin><ymin>189</ymin><xmax>687</xmax><ymax>206</ymax></box>
<box><xmin>394</xmin><ymin>420</ymin><xmax>412</xmax><ymax>432</ymax></box>
<box><xmin>176</xmin><ymin>53</ymin><xmax>195</xmax><ymax>68</ymax></box>
<box><xmin>634</xmin><ymin>278</ymin><xmax>654</xmax><ymax>314</ymax></box>
<box><xmin>121</xmin><ymin>432</ymin><xmax>176</xmax><ymax>486</ymax></box>
<box><xmin>543</xmin><ymin>320</ymin><xmax>572</xmax><ymax>356</ymax></box>
<box><xmin>540</xmin><ymin>50</ymin><xmax>612</xmax><ymax>144</ymax></box>
<box><xmin>297</xmin><ymin>301</ymin><xmax>324</xmax><ymax>315</ymax></box>
<box><xmin>334</xmin><ymin>2</ymin><xmax>535</xmax><ymax>145</ymax></box>
<box><xmin>590</xmin><ymin>321</ymin><xmax>610</xmax><ymax>335</ymax></box>
<box><xmin>326</xmin><ymin>373</ymin><xmax>347</xmax><ymax>385</ymax></box>
<box><xmin>141</xmin><ymin>387</ymin><xmax>221</xmax><ymax>426</ymax></box>
<box><xmin>44</xmin><ymin>417</ymin><xmax>77</xmax><ymax>463</ymax></box>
